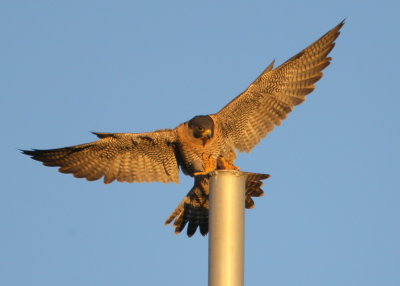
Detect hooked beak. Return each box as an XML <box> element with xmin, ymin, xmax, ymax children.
<box><xmin>201</xmin><ymin>129</ymin><xmax>213</xmax><ymax>146</ymax></box>
<box><xmin>202</xmin><ymin>129</ymin><xmax>212</xmax><ymax>139</ymax></box>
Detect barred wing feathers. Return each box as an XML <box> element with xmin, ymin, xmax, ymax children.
<box><xmin>22</xmin><ymin>130</ymin><xmax>180</xmax><ymax>184</ymax></box>
<box><xmin>217</xmin><ymin>21</ymin><xmax>344</xmax><ymax>152</ymax></box>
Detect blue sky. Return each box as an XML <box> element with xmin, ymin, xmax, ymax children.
<box><xmin>2</xmin><ymin>1</ymin><xmax>399</xmax><ymax>285</ymax></box>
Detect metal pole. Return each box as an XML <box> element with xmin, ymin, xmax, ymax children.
<box><xmin>208</xmin><ymin>170</ymin><xmax>247</xmax><ymax>286</ymax></box>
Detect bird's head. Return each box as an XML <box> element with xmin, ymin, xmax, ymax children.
<box><xmin>188</xmin><ymin>115</ymin><xmax>215</xmax><ymax>142</ymax></box>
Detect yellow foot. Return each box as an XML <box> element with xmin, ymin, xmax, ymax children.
<box><xmin>194</xmin><ymin>154</ymin><xmax>217</xmax><ymax>176</ymax></box>
<box><xmin>217</xmin><ymin>156</ymin><xmax>240</xmax><ymax>171</ymax></box>
<box><xmin>193</xmin><ymin>170</ymin><xmax>210</xmax><ymax>176</ymax></box>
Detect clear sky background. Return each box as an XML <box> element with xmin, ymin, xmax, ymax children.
<box><xmin>2</xmin><ymin>1</ymin><xmax>399</xmax><ymax>285</ymax></box>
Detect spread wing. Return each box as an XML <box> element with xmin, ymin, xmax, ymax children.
<box><xmin>165</xmin><ymin>172</ymin><xmax>270</xmax><ymax>237</ymax></box>
<box><xmin>216</xmin><ymin>21</ymin><xmax>344</xmax><ymax>152</ymax></box>
<box><xmin>22</xmin><ymin>130</ymin><xmax>180</xmax><ymax>184</ymax></box>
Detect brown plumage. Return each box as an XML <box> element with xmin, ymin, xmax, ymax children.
<box><xmin>21</xmin><ymin>21</ymin><xmax>344</xmax><ymax>236</ymax></box>
<box><xmin>165</xmin><ymin>173</ymin><xmax>270</xmax><ymax>237</ymax></box>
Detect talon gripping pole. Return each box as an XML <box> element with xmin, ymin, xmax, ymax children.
<box><xmin>209</xmin><ymin>170</ymin><xmax>247</xmax><ymax>286</ymax></box>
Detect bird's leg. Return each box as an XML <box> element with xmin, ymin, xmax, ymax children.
<box><xmin>217</xmin><ymin>153</ymin><xmax>240</xmax><ymax>171</ymax></box>
<box><xmin>194</xmin><ymin>154</ymin><xmax>217</xmax><ymax>176</ymax></box>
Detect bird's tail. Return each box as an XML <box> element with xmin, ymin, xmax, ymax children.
<box><xmin>165</xmin><ymin>172</ymin><xmax>270</xmax><ymax>237</ymax></box>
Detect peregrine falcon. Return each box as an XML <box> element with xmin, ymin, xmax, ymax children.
<box><xmin>22</xmin><ymin>21</ymin><xmax>344</xmax><ymax>236</ymax></box>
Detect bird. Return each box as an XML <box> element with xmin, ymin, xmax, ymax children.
<box><xmin>22</xmin><ymin>20</ymin><xmax>344</xmax><ymax>236</ymax></box>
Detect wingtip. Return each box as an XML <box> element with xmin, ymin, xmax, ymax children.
<box><xmin>91</xmin><ymin>132</ymin><xmax>116</xmax><ymax>139</ymax></box>
<box><xmin>265</xmin><ymin>59</ymin><xmax>275</xmax><ymax>72</ymax></box>
<box><xmin>20</xmin><ymin>148</ymin><xmax>36</xmax><ymax>156</ymax></box>
<box><xmin>335</xmin><ymin>19</ymin><xmax>346</xmax><ymax>32</ymax></box>
<box><xmin>91</xmin><ymin>131</ymin><xmax>103</xmax><ymax>138</ymax></box>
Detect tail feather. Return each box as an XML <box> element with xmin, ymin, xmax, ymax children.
<box><xmin>165</xmin><ymin>172</ymin><xmax>270</xmax><ymax>237</ymax></box>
